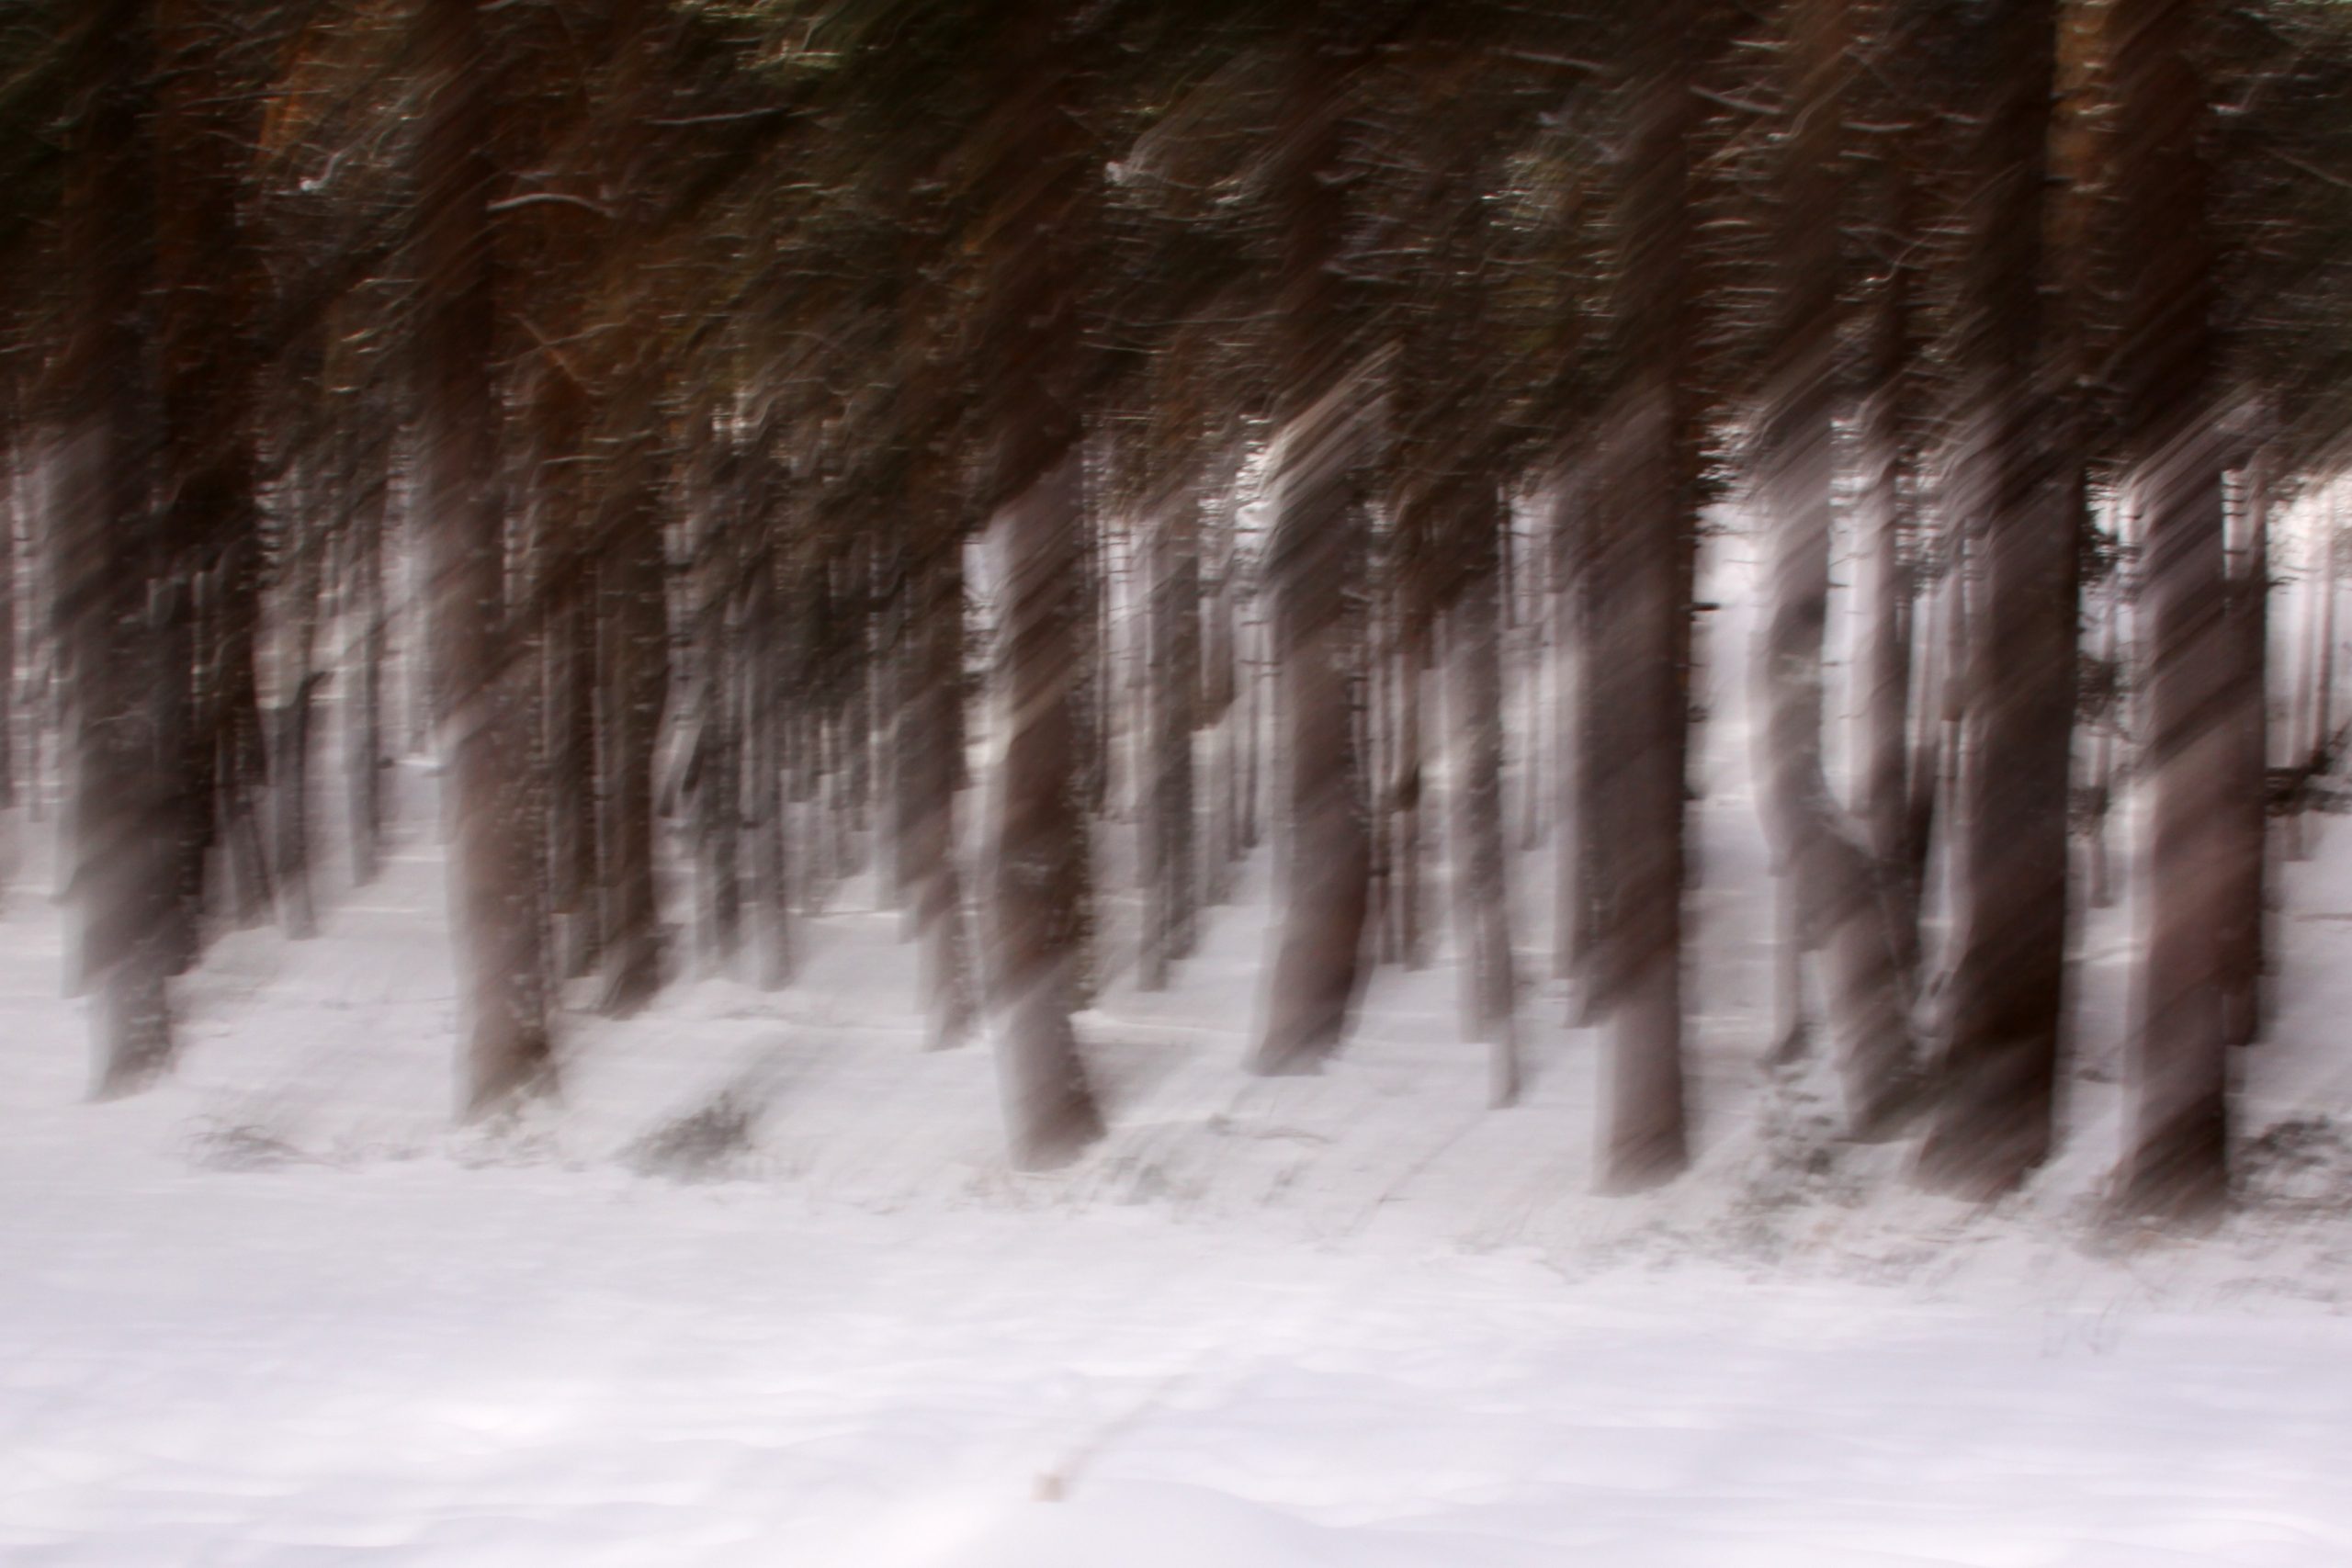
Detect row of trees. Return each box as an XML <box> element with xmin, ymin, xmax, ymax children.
<box><xmin>4</xmin><ymin>0</ymin><xmax>2351</xmax><ymax>1217</ymax></box>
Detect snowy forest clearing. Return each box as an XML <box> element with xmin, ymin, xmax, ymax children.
<box><xmin>6</xmin><ymin>1146</ymin><xmax>2350</xmax><ymax>1568</ymax></box>
<box><xmin>6</xmin><ymin>543</ymin><xmax>2352</xmax><ymax>1566</ymax></box>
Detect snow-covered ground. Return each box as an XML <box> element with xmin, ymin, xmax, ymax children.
<box><xmin>5</xmin><ymin>535</ymin><xmax>2352</xmax><ymax>1564</ymax></box>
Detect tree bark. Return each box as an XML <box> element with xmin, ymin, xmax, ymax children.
<box><xmin>1252</xmin><ymin>384</ymin><xmax>1374</xmax><ymax>1074</ymax></box>
<box><xmin>416</xmin><ymin>0</ymin><xmax>555</xmax><ymax>1116</ymax></box>
<box><xmin>597</xmin><ymin>448</ymin><xmax>667</xmax><ymax>1018</ymax></box>
<box><xmin>2220</xmin><ymin>463</ymin><xmax>2268</xmax><ymax>1049</ymax></box>
<box><xmin>60</xmin><ymin>0</ymin><xmax>174</xmax><ymax>1095</ymax></box>
<box><xmin>903</xmin><ymin>541</ymin><xmax>976</xmax><ymax>1047</ymax></box>
<box><xmin>1914</xmin><ymin>0</ymin><xmax>2075</xmax><ymax>1200</ymax></box>
<box><xmin>1140</xmin><ymin>488</ymin><xmax>1199</xmax><ymax>989</ymax></box>
<box><xmin>1587</xmin><ymin>14</ymin><xmax>1702</xmax><ymax>1188</ymax></box>
<box><xmin>345</xmin><ymin>428</ymin><xmax>390</xmax><ymax>886</ymax></box>
<box><xmin>988</xmin><ymin>450</ymin><xmax>1104</xmax><ymax>1166</ymax></box>
<box><xmin>1446</xmin><ymin>488</ymin><xmax>1517</xmax><ymax>1104</ymax></box>
<box><xmin>2108</xmin><ymin>0</ymin><xmax>2232</xmax><ymax>1220</ymax></box>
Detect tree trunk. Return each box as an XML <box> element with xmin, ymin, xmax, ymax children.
<box><xmin>1914</xmin><ymin>0</ymin><xmax>2074</xmax><ymax>1200</ymax></box>
<box><xmin>690</xmin><ymin>475</ymin><xmax>742</xmax><ymax>973</ymax></box>
<box><xmin>1446</xmin><ymin>489</ymin><xmax>1517</xmax><ymax>1104</ymax></box>
<box><xmin>1252</xmin><ymin>383</ymin><xmax>1374</xmax><ymax>1074</ymax></box>
<box><xmin>0</xmin><ymin>440</ymin><xmax>17</xmax><ymax>824</ymax></box>
<box><xmin>2220</xmin><ymin>464</ymin><xmax>2268</xmax><ymax>1048</ymax></box>
<box><xmin>1587</xmin><ymin>14</ymin><xmax>1702</xmax><ymax>1187</ymax></box>
<box><xmin>61</xmin><ymin>0</ymin><xmax>174</xmax><ymax>1094</ymax></box>
<box><xmin>597</xmin><ymin>454</ymin><xmax>667</xmax><ymax>1017</ymax></box>
<box><xmin>988</xmin><ymin>450</ymin><xmax>1104</xmax><ymax>1165</ymax></box>
<box><xmin>271</xmin><ymin>521</ymin><xmax>323</xmax><ymax>942</ymax></box>
<box><xmin>216</xmin><ymin>530</ymin><xmax>272</xmax><ymax>926</ymax></box>
<box><xmin>903</xmin><ymin>541</ymin><xmax>976</xmax><ymax>1047</ymax></box>
<box><xmin>416</xmin><ymin>0</ymin><xmax>554</xmax><ymax>1116</ymax></box>
<box><xmin>1140</xmin><ymin>489</ymin><xmax>1199</xmax><ymax>989</ymax></box>
<box><xmin>1749</xmin><ymin>0</ymin><xmax>1917</xmax><ymax>1135</ymax></box>
<box><xmin>346</xmin><ymin>434</ymin><xmax>389</xmax><ymax>886</ymax></box>
<box><xmin>2108</xmin><ymin>0</ymin><xmax>2232</xmax><ymax>1221</ymax></box>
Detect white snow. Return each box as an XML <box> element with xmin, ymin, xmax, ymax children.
<box><xmin>3</xmin><ymin>533</ymin><xmax>2350</xmax><ymax>1565</ymax></box>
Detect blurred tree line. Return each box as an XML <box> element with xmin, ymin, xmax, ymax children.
<box><xmin>4</xmin><ymin>0</ymin><xmax>2351</xmax><ymax>1218</ymax></box>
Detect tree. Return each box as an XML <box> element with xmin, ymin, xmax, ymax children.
<box><xmin>1915</xmin><ymin>0</ymin><xmax>2074</xmax><ymax>1199</ymax></box>
<box><xmin>1748</xmin><ymin>0</ymin><xmax>1918</xmax><ymax>1137</ymax></box>
<box><xmin>57</xmin><ymin>0</ymin><xmax>176</xmax><ymax>1096</ymax></box>
<box><xmin>971</xmin><ymin>0</ymin><xmax>1104</xmax><ymax>1168</ymax></box>
<box><xmin>413</xmin><ymin>0</ymin><xmax>556</xmax><ymax>1116</ymax></box>
<box><xmin>2110</xmin><ymin>0</ymin><xmax>2233</xmax><ymax>1220</ymax></box>
<box><xmin>1585</xmin><ymin>6</ymin><xmax>1708</xmax><ymax>1189</ymax></box>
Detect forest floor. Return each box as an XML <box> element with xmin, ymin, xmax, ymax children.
<box><xmin>6</xmin><ymin>540</ymin><xmax>2352</xmax><ymax>1564</ymax></box>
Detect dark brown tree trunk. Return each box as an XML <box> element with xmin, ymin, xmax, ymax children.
<box><xmin>902</xmin><ymin>541</ymin><xmax>975</xmax><ymax>1046</ymax></box>
<box><xmin>416</xmin><ymin>0</ymin><xmax>555</xmax><ymax>1116</ymax></box>
<box><xmin>2109</xmin><ymin>0</ymin><xmax>2232</xmax><ymax>1220</ymax></box>
<box><xmin>978</xmin><ymin>0</ymin><xmax>1103</xmax><ymax>1167</ymax></box>
<box><xmin>271</xmin><ymin>519</ymin><xmax>323</xmax><ymax>942</ymax></box>
<box><xmin>1252</xmin><ymin>388</ymin><xmax>1374</xmax><ymax>1074</ymax></box>
<box><xmin>1140</xmin><ymin>488</ymin><xmax>1199</xmax><ymax>989</ymax></box>
<box><xmin>536</xmin><ymin>367</ymin><xmax>600</xmax><ymax>978</ymax></box>
<box><xmin>1201</xmin><ymin>502</ymin><xmax>1240</xmax><ymax>907</ymax></box>
<box><xmin>1393</xmin><ymin>559</ymin><xmax>1429</xmax><ymax>972</ymax></box>
<box><xmin>2219</xmin><ymin>464</ymin><xmax>2269</xmax><ymax>1048</ymax></box>
<box><xmin>216</xmin><ymin>529</ymin><xmax>272</xmax><ymax>926</ymax></box>
<box><xmin>345</xmin><ymin>429</ymin><xmax>390</xmax><ymax>886</ymax></box>
<box><xmin>0</xmin><ymin>441</ymin><xmax>17</xmax><ymax>820</ymax></box>
<box><xmin>2315</xmin><ymin>500</ymin><xmax>2340</xmax><ymax>776</ymax></box>
<box><xmin>1917</xmin><ymin>0</ymin><xmax>2074</xmax><ymax>1199</ymax></box>
<box><xmin>1250</xmin><ymin>24</ymin><xmax>1374</xmax><ymax>1075</ymax></box>
<box><xmin>688</xmin><ymin>456</ymin><xmax>742</xmax><ymax>972</ymax></box>
<box><xmin>597</xmin><ymin>451</ymin><xmax>667</xmax><ymax>1017</ymax></box>
<box><xmin>1586</xmin><ymin>17</ymin><xmax>1702</xmax><ymax>1187</ymax></box>
<box><xmin>155</xmin><ymin>0</ymin><xmax>266</xmax><ymax>963</ymax></box>
<box><xmin>61</xmin><ymin>0</ymin><xmax>174</xmax><ymax>1094</ymax></box>
<box><xmin>989</xmin><ymin>451</ymin><xmax>1104</xmax><ymax>1164</ymax></box>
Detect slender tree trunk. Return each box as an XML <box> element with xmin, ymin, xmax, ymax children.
<box><xmin>597</xmin><ymin>453</ymin><xmax>667</xmax><ymax>1017</ymax></box>
<box><xmin>689</xmin><ymin>468</ymin><xmax>742</xmax><ymax>971</ymax></box>
<box><xmin>272</xmin><ymin>520</ymin><xmax>323</xmax><ymax>941</ymax></box>
<box><xmin>217</xmin><ymin>529</ymin><xmax>272</xmax><ymax>925</ymax></box>
<box><xmin>1915</xmin><ymin>0</ymin><xmax>2074</xmax><ymax>1200</ymax></box>
<box><xmin>346</xmin><ymin>433</ymin><xmax>389</xmax><ymax>886</ymax></box>
<box><xmin>1201</xmin><ymin>511</ymin><xmax>1239</xmax><ymax>906</ymax></box>
<box><xmin>1140</xmin><ymin>488</ymin><xmax>1199</xmax><ymax>988</ymax></box>
<box><xmin>1446</xmin><ymin>489</ymin><xmax>1517</xmax><ymax>1104</ymax></box>
<box><xmin>904</xmin><ymin>541</ymin><xmax>976</xmax><ymax>1046</ymax></box>
<box><xmin>0</xmin><ymin>442</ymin><xmax>17</xmax><ymax>824</ymax></box>
<box><xmin>2220</xmin><ymin>464</ymin><xmax>2268</xmax><ymax>1048</ymax></box>
<box><xmin>1394</xmin><ymin>564</ymin><xmax>1429</xmax><ymax>971</ymax></box>
<box><xmin>2317</xmin><ymin>498</ymin><xmax>2340</xmax><ymax>774</ymax></box>
<box><xmin>2086</xmin><ymin>584</ymin><xmax>2120</xmax><ymax>908</ymax></box>
<box><xmin>748</xmin><ymin>548</ymin><xmax>794</xmax><ymax>991</ymax></box>
<box><xmin>416</xmin><ymin>0</ymin><xmax>554</xmax><ymax>1115</ymax></box>
<box><xmin>1549</xmin><ymin>480</ymin><xmax>1578</xmax><ymax>986</ymax></box>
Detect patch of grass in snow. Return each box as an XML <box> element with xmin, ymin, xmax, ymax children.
<box><xmin>627</xmin><ymin>1092</ymin><xmax>761</xmax><ymax>1182</ymax></box>
<box><xmin>186</xmin><ymin>1117</ymin><xmax>323</xmax><ymax>1171</ymax></box>
<box><xmin>2241</xmin><ymin>1115</ymin><xmax>2352</xmax><ymax>1213</ymax></box>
